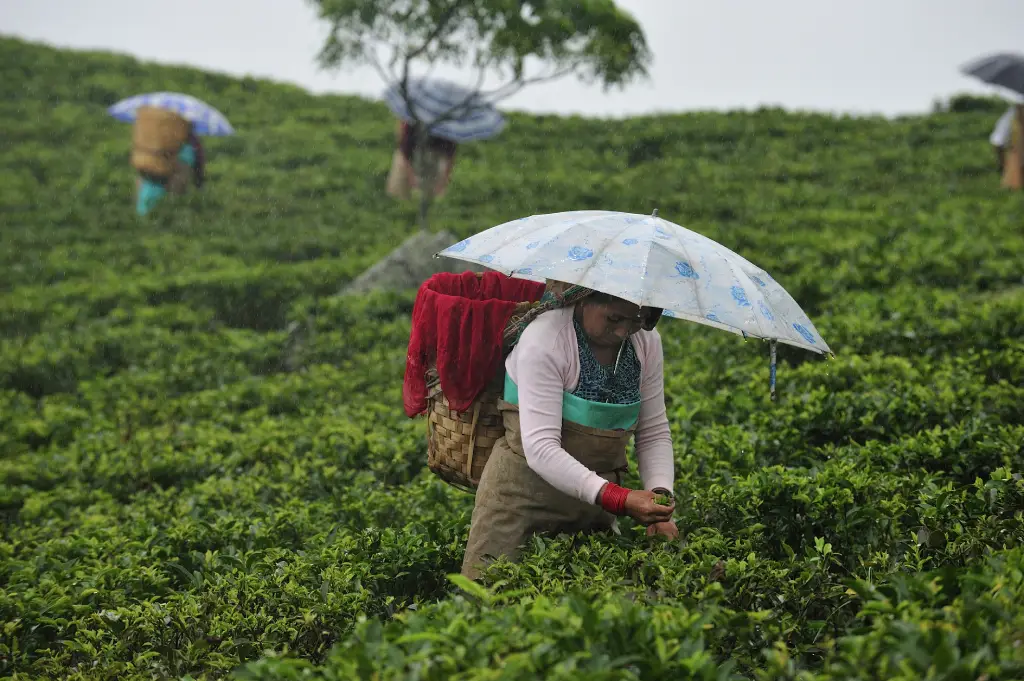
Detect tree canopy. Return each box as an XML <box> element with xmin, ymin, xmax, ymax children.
<box><xmin>309</xmin><ymin>0</ymin><xmax>652</xmax><ymax>104</ymax></box>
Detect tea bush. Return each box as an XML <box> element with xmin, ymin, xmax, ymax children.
<box><xmin>0</xmin><ymin>36</ymin><xmax>1022</xmax><ymax>680</ymax></box>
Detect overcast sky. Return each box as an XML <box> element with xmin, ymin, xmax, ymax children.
<box><xmin>1</xmin><ymin>0</ymin><xmax>1019</xmax><ymax>117</ymax></box>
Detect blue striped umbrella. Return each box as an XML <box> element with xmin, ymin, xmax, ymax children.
<box><xmin>383</xmin><ymin>78</ymin><xmax>505</xmax><ymax>143</ymax></box>
<box><xmin>108</xmin><ymin>92</ymin><xmax>235</xmax><ymax>136</ymax></box>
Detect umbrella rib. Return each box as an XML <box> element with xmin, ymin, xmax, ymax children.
<box><xmin>500</xmin><ymin>211</ymin><xmax>621</xmax><ymax>287</ymax></box>
<box><xmin>664</xmin><ymin>225</ymin><xmax>768</xmax><ymax>341</ymax></box>
<box><xmin>634</xmin><ymin>217</ymin><xmax>656</xmax><ymax>308</ymax></box>
<box><xmin>668</xmin><ymin>227</ymin><xmax>712</xmax><ymax>333</ymax></box>
<box><xmin>718</xmin><ymin>248</ymin><xmax>771</xmax><ymax>342</ymax></box>
<box><xmin>601</xmin><ymin>212</ymin><xmax>650</xmax><ymax>307</ymax></box>
<box><xmin>565</xmin><ymin>213</ymin><xmax>623</xmax><ymax>290</ymax></box>
<box><xmin>526</xmin><ymin>212</ymin><xmax>611</xmax><ymax>274</ymax></box>
<box><xmin>742</xmin><ymin>262</ymin><xmax>772</xmax><ymax>341</ymax></box>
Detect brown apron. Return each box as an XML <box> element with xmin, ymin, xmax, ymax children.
<box><xmin>460</xmin><ymin>399</ymin><xmax>635</xmax><ymax>579</ymax></box>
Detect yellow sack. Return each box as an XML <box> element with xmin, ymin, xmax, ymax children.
<box><xmin>131</xmin><ymin>107</ymin><xmax>190</xmax><ymax>179</ymax></box>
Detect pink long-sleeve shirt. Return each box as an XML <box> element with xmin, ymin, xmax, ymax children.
<box><xmin>505</xmin><ymin>307</ymin><xmax>675</xmax><ymax>504</ymax></box>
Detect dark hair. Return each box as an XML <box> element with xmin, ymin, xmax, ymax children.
<box><xmin>582</xmin><ymin>291</ymin><xmax>620</xmax><ymax>306</ymax></box>
<box><xmin>581</xmin><ymin>292</ymin><xmax>663</xmax><ymax>330</ymax></box>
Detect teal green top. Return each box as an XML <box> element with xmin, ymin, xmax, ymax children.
<box><xmin>503</xmin><ymin>316</ymin><xmax>645</xmax><ymax>430</ymax></box>
<box><xmin>136</xmin><ymin>143</ymin><xmax>198</xmax><ymax>217</ymax></box>
<box><xmin>504</xmin><ymin>373</ymin><xmax>641</xmax><ymax>431</ymax></box>
<box><xmin>570</xmin><ymin>317</ymin><xmax>642</xmax><ymax>404</ymax></box>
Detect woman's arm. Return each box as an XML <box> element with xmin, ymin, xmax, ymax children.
<box><xmin>633</xmin><ymin>330</ymin><xmax>675</xmax><ymax>493</ymax></box>
<box><xmin>514</xmin><ymin>324</ymin><xmax>610</xmax><ymax>504</ymax></box>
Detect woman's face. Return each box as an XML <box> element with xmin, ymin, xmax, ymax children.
<box><xmin>578</xmin><ymin>298</ymin><xmax>646</xmax><ymax>349</ymax></box>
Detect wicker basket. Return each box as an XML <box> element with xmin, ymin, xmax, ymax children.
<box><xmin>425</xmin><ymin>367</ymin><xmax>505</xmax><ymax>492</ymax></box>
<box><xmin>424</xmin><ymin>296</ymin><xmax>535</xmax><ymax>492</ymax></box>
<box><xmin>131</xmin><ymin>106</ymin><xmax>190</xmax><ymax>179</ymax></box>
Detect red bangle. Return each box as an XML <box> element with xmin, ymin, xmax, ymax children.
<box><xmin>599</xmin><ymin>482</ymin><xmax>630</xmax><ymax>516</ymax></box>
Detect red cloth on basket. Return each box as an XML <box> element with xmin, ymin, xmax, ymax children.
<box><xmin>403</xmin><ymin>271</ymin><xmax>545</xmax><ymax>417</ymax></box>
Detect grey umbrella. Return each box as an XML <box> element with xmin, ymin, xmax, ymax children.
<box><xmin>961</xmin><ymin>52</ymin><xmax>1024</xmax><ymax>96</ymax></box>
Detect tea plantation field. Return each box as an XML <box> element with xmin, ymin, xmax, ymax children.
<box><xmin>1</xmin><ymin>36</ymin><xmax>1023</xmax><ymax>680</ymax></box>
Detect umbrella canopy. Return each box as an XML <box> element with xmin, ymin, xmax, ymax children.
<box><xmin>437</xmin><ymin>210</ymin><xmax>831</xmax><ymax>357</ymax></box>
<box><xmin>383</xmin><ymin>78</ymin><xmax>505</xmax><ymax>143</ymax></box>
<box><xmin>108</xmin><ymin>92</ymin><xmax>235</xmax><ymax>136</ymax></box>
<box><xmin>961</xmin><ymin>52</ymin><xmax>1024</xmax><ymax>97</ymax></box>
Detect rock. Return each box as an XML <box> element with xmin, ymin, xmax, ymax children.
<box><xmin>341</xmin><ymin>230</ymin><xmax>486</xmax><ymax>296</ymax></box>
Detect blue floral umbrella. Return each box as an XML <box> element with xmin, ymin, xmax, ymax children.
<box><xmin>108</xmin><ymin>92</ymin><xmax>235</xmax><ymax>136</ymax></box>
<box><xmin>439</xmin><ymin>210</ymin><xmax>833</xmax><ymax>400</ymax></box>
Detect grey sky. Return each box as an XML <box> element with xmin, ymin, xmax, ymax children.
<box><xmin>1</xmin><ymin>0</ymin><xmax>1019</xmax><ymax>117</ymax></box>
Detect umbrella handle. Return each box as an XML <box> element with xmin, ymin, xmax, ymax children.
<box><xmin>769</xmin><ymin>340</ymin><xmax>777</xmax><ymax>402</ymax></box>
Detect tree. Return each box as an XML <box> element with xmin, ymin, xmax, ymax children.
<box><xmin>308</xmin><ymin>0</ymin><xmax>652</xmax><ymax>232</ymax></box>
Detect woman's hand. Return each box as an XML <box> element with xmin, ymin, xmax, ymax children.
<box><xmin>623</xmin><ymin>490</ymin><xmax>675</xmax><ymax>525</ymax></box>
<box><xmin>646</xmin><ymin>521</ymin><xmax>679</xmax><ymax>539</ymax></box>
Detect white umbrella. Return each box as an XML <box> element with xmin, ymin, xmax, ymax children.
<box><xmin>437</xmin><ymin>210</ymin><xmax>833</xmax><ymax>399</ymax></box>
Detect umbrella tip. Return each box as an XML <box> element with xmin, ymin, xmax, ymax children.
<box><xmin>652</xmin><ymin>208</ymin><xmax>659</xmax><ymax>218</ymax></box>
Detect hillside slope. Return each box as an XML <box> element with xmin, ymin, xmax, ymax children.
<box><xmin>1</xmin><ymin>36</ymin><xmax>1023</xmax><ymax>680</ymax></box>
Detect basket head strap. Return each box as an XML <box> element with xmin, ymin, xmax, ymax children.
<box><xmin>502</xmin><ymin>280</ymin><xmax>593</xmax><ymax>347</ymax></box>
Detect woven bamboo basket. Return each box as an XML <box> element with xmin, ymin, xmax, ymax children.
<box><xmin>425</xmin><ymin>297</ymin><xmax>535</xmax><ymax>492</ymax></box>
<box><xmin>131</xmin><ymin>106</ymin><xmax>190</xmax><ymax>179</ymax></box>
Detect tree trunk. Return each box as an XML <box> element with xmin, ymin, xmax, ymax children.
<box><xmin>412</xmin><ymin>127</ymin><xmax>436</xmax><ymax>232</ymax></box>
